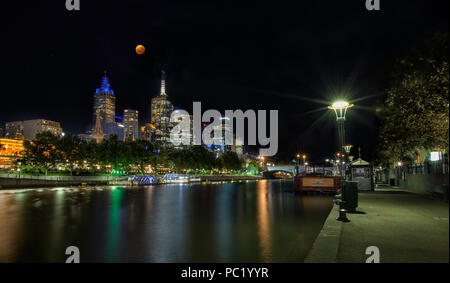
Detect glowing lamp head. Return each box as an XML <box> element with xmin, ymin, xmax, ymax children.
<box><xmin>331</xmin><ymin>101</ymin><xmax>349</xmax><ymax>109</ymax></box>
<box><xmin>329</xmin><ymin>101</ymin><xmax>354</xmax><ymax>121</ymax></box>
<box><xmin>343</xmin><ymin>144</ymin><xmax>353</xmax><ymax>154</ymax></box>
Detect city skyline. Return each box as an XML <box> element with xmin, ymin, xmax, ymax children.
<box><xmin>1</xmin><ymin>1</ymin><xmax>448</xmax><ymax>161</ymax></box>
<box><xmin>0</xmin><ymin>69</ymin><xmax>255</xmax><ymax>158</ymax></box>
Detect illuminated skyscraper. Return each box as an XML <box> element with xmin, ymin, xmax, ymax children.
<box><xmin>213</xmin><ymin>117</ymin><xmax>232</xmax><ymax>154</ymax></box>
<box><xmin>231</xmin><ymin>136</ymin><xmax>244</xmax><ymax>156</ymax></box>
<box><xmin>203</xmin><ymin>116</ymin><xmax>236</xmax><ymax>157</ymax></box>
<box><xmin>93</xmin><ymin>71</ymin><xmax>116</xmax><ymax>125</ymax></box>
<box><xmin>171</xmin><ymin>110</ymin><xmax>192</xmax><ymax>149</ymax></box>
<box><xmin>123</xmin><ymin>109</ymin><xmax>139</xmax><ymax>140</ymax></box>
<box><xmin>151</xmin><ymin>70</ymin><xmax>174</xmax><ymax>147</ymax></box>
<box><xmin>4</xmin><ymin>121</ymin><xmax>24</xmax><ymax>139</ymax></box>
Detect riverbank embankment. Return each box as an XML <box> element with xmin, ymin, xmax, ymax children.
<box><xmin>305</xmin><ymin>187</ymin><xmax>449</xmax><ymax>263</ymax></box>
<box><xmin>0</xmin><ymin>173</ymin><xmax>126</xmax><ymax>189</ymax></box>
<box><xmin>0</xmin><ymin>173</ymin><xmax>262</xmax><ymax>189</ymax></box>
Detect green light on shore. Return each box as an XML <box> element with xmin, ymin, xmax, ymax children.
<box><xmin>111</xmin><ymin>169</ymin><xmax>125</xmax><ymax>176</ymax></box>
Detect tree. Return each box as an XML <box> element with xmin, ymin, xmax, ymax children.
<box><xmin>100</xmin><ymin>135</ymin><xmax>125</xmax><ymax>170</ymax></box>
<box><xmin>220</xmin><ymin>151</ymin><xmax>243</xmax><ymax>172</ymax></box>
<box><xmin>56</xmin><ymin>134</ymin><xmax>83</xmax><ymax>175</ymax></box>
<box><xmin>190</xmin><ymin>146</ymin><xmax>217</xmax><ymax>172</ymax></box>
<box><xmin>246</xmin><ymin>161</ymin><xmax>259</xmax><ymax>176</ymax></box>
<box><xmin>23</xmin><ymin>131</ymin><xmax>62</xmax><ymax>175</ymax></box>
<box><xmin>127</xmin><ymin>139</ymin><xmax>154</xmax><ymax>174</ymax></box>
<box><xmin>81</xmin><ymin>139</ymin><xmax>100</xmax><ymax>172</ymax></box>
<box><xmin>377</xmin><ymin>33</ymin><xmax>449</xmax><ymax>166</ymax></box>
<box><xmin>170</xmin><ymin>148</ymin><xmax>191</xmax><ymax>172</ymax></box>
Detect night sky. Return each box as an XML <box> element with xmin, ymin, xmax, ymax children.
<box><xmin>1</xmin><ymin>0</ymin><xmax>448</xmax><ymax>161</ymax></box>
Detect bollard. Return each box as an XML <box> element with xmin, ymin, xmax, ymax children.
<box><xmin>334</xmin><ymin>181</ymin><xmax>350</xmax><ymax>222</ymax></box>
<box><xmin>333</xmin><ymin>196</ymin><xmax>350</xmax><ymax>223</ymax></box>
<box><xmin>337</xmin><ymin>208</ymin><xmax>350</xmax><ymax>222</ymax></box>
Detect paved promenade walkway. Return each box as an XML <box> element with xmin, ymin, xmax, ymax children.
<box><xmin>306</xmin><ymin>188</ymin><xmax>449</xmax><ymax>263</ymax></box>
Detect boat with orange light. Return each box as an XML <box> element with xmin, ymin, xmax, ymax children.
<box><xmin>293</xmin><ymin>163</ymin><xmax>342</xmax><ymax>193</ymax></box>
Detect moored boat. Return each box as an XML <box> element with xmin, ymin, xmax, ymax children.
<box><xmin>293</xmin><ymin>164</ymin><xmax>341</xmax><ymax>193</ymax></box>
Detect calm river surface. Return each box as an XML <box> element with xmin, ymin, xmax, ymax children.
<box><xmin>0</xmin><ymin>179</ymin><xmax>333</xmax><ymax>262</ymax></box>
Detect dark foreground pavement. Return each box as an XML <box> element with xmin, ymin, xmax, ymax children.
<box><xmin>306</xmin><ymin>189</ymin><xmax>449</xmax><ymax>263</ymax></box>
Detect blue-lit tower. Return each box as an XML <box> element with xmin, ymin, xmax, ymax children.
<box><xmin>93</xmin><ymin>71</ymin><xmax>116</xmax><ymax>125</ymax></box>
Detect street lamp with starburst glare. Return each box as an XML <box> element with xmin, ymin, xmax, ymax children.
<box><xmin>328</xmin><ymin>101</ymin><xmax>354</xmax><ymax>153</ymax></box>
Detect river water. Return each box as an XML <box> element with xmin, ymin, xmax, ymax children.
<box><xmin>0</xmin><ymin>179</ymin><xmax>333</xmax><ymax>262</ymax></box>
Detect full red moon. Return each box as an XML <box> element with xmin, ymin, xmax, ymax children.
<box><xmin>136</xmin><ymin>45</ymin><xmax>145</xmax><ymax>55</ymax></box>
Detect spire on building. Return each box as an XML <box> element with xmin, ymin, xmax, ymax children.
<box><xmin>151</xmin><ymin>68</ymin><xmax>174</xmax><ymax>147</ymax></box>
<box><xmin>102</xmin><ymin>70</ymin><xmax>109</xmax><ymax>87</ymax></box>
<box><xmin>160</xmin><ymin>69</ymin><xmax>166</xmax><ymax>96</ymax></box>
<box><xmin>91</xmin><ymin>115</ymin><xmax>104</xmax><ymax>143</ymax></box>
<box><xmin>96</xmin><ymin>70</ymin><xmax>114</xmax><ymax>95</ymax></box>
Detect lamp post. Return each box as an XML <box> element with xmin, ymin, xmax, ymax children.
<box><xmin>396</xmin><ymin>161</ymin><xmax>403</xmax><ymax>187</ymax></box>
<box><xmin>329</xmin><ymin>101</ymin><xmax>354</xmax><ymax>154</ymax></box>
<box><xmin>343</xmin><ymin>144</ymin><xmax>353</xmax><ymax>155</ymax></box>
<box><xmin>342</xmin><ymin>145</ymin><xmax>353</xmax><ymax>180</ymax></box>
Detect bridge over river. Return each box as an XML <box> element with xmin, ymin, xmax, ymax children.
<box><xmin>261</xmin><ymin>165</ymin><xmax>298</xmax><ymax>178</ymax></box>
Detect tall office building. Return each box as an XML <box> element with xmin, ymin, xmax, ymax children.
<box><xmin>5</xmin><ymin>121</ymin><xmax>24</xmax><ymax>139</ymax></box>
<box><xmin>213</xmin><ymin>117</ymin><xmax>232</xmax><ymax>154</ymax></box>
<box><xmin>231</xmin><ymin>136</ymin><xmax>244</xmax><ymax>156</ymax></box>
<box><xmin>171</xmin><ymin>110</ymin><xmax>192</xmax><ymax>149</ymax></box>
<box><xmin>23</xmin><ymin>119</ymin><xmax>63</xmax><ymax>139</ymax></box>
<box><xmin>93</xmin><ymin>71</ymin><xmax>116</xmax><ymax>125</ymax></box>
<box><xmin>123</xmin><ymin>109</ymin><xmax>139</xmax><ymax>140</ymax></box>
<box><xmin>5</xmin><ymin>119</ymin><xmax>62</xmax><ymax>140</ymax></box>
<box><xmin>151</xmin><ymin>70</ymin><xmax>174</xmax><ymax>147</ymax></box>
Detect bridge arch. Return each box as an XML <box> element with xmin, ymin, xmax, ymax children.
<box><xmin>262</xmin><ymin>165</ymin><xmax>297</xmax><ymax>175</ymax></box>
